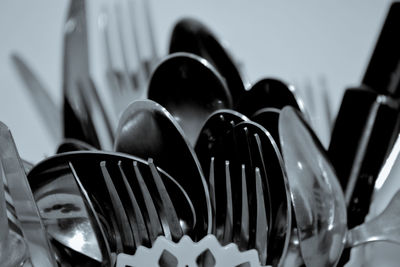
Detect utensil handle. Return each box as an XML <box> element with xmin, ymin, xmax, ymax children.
<box><xmin>346</xmin><ymin>190</ymin><xmax>400</xmax><ymax>247</ymax></box>
<box><xmin>0</xmin><ymin>162</ymin><xmax>9</xmax><ymax>246</ymax></box>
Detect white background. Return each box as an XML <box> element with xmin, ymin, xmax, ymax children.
<box><xmin>0</xmin><ymin>0</ymin><xmax>392</xmax><ymax>162</ymax></box>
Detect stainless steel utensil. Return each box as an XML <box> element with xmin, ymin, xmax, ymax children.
<box><xmin>114</xmin><ymin>100</ymin><xmax>211</xmax><ymax>239</ymax></box>
<box><xmin>362</xmin><ymin>3</ymin><xmax>400</xmax><ymax>97</ymax></box>
<box><xmin>236</xmin><ymin>78</ymin><xmax>307</xmax><ymax>118</ymax></box>
<box><xmin>0</xmin><ymin>161</ymin><xmax>28</xmax><ymax>267</ymax></box>
<box><xmin>195</xmin><ymin>109</ymin><xmax>248</xmax><ymax>177</ymax></box>
<box><xmin>328</xmin><ymin>88</ymin><xmax>400</xmax><ymax>229</ymax></box>
<box><xmin>63</xmin><ymin>0</ymin><xmax>113</xmax><ymax>150</ymax></box>
<box><xmin>279</xmin><ymin>106</ymin><xmax>400</xmax><ymax>267</ymax></box>
<box><xmin>69</xmin><ymin>163</ymin><xmax>113</xmax><ymax>267</ymax></box>
<box><xmin>28</xmin><ymin>151</ymin><xmax>197</xmax><ymax>259</ymax></box>
<box><xmin>99</xmin><ymin>0</ymin><xmax>158</xmax><ymax>117</ymax></box>
<box><xmin>251</xmin><ymin>107</ymin><xmax>281</xmax><ymax>149</ymax></box>
<box><xmin>148</xmin><ymin>52</ymin><xmax>233</xmax><ymax>145</ymax></box>
<box><xmin>169</xmin><ymin>18</ymin><xmax>248</xmax><ymax>103</ymax></box>
<box><xmin>0</xmin><ymin>121</ymin><xmax>57</xmax><ymax>267</ymax></box>
<box><xmin>232</xmin><ymin>121</ymin><xmax>291</xmax><ymax>266</ymax></box>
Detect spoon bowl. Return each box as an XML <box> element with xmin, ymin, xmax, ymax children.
<box><xmin>279</xmin><ymin>106</ymin><xmax>347</xmax><ymax>267</ymax></box>
<box><xmin>114</xmin><ymin>100</ymin><xmax>211</xmax><ymax>239</ymax></box>
<box><xmin>169</xmin><ymin>18</ymin><xmax>247</xmax><ymax>102</ymax></box>
<box><xmin>237</xmin><ymin>78</ymin><xmax>306</xmax><ymax>118</ymax></box>
<box><xmin>148</xmin><ymin>52</ymin><xmax>232</xmax><ymax>145</ymax></box>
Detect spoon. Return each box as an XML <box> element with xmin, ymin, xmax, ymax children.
<box><xmin>279</xmin><ymin>106</ymin><xmax>400</xmax><ymax>267</ymax></box>
<box><xmin>57</xmin><ymin>138</ymin><xmax>97</xmax><ymax>153</ymax></box>
<box><xmin>236</xmin><ymin>78</ymin><xmax>306</xmax><ymax>117</ymax></box>
<box><xmin>195</xmin><ymin>109</ymin><xmax>248</xmax><ymax>245</ymax></box>
<box><xmin>169</xmin><ymin>18</ymin><xmax>247</xmax><ymax>103</ymax></box>
<box><xmin>195</xmin><ymin>109</ymin><xmax>248</xmax><ymax>176</ymax></box>
<box><xmin>148</xmin><ymin>52</ymin><xmax>233</xmax><ymax>145</ymax></box>
<box><xmin>251</xmin><ymin>107</ymin><xmax>281</xmax><ymax>150</ymax></box>
<box><xmin>114</xmin><ymin>100</ymin><xmax>211</xmax><ymax>239</ymax></box>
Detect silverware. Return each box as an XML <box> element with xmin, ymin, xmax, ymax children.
<box><xmin>57</xmin><ymin>138</ymin><xmax>97</xmax><ymax>153</ymax></box>
<box><xmin>251</xmin><ymin>107</ymin><xmax>281</xmax><ymax>149</ymax></box>
<box><xmin>99</xmin><ymin>0</ymin><xmax>156</xmax><ymax>117</ymax></box>
<box><xmin>100</xmin><ymin>161</ymin><xmax>135</xmax><ymax>253</ymax></box>
<box><xmin>0</xmin><ymin>161</ymin><xmax>28</xmax><ymax>267</ymax></box>
<box><xmin>328</xmin><ymin>88</ymin><xmax>400</xmax><ymax>229</ymax></box>
<box><xmin>362</xmin><ymin>2</ymin><xmax>400</xmax><ymax>97</ymax></box>
<box><xmin>0</xmin><ymin>122</ymin><xmax>57</xmax><ymax>267</ymax></box>
<box><xmin>233</xmin><ymin>121</ymin><xmax>291</xmax><ymax>266</ymax></box>
<box><xmin>117</xmin><ymin>161</ymin><xmax>150</xmax><ymax>247</ymax></box>
<box><xmin>11</xmin><ymin>53</ymin><xmax>62</xmax><ymax>143</ymax></box>
<box><xmin>279</xmin><ymin>106</ymin><xmax>400</xmax><ymax>267</ymax></box>
<box><xmin>169</xmin><ymin>18</ymin><xmax>248</xmax><ymax>103</ymax></box>
<box><xmin>69</xmin><ymin>163</ymin><xmax>113</xmax><ymax>266</ymax></box>
<box><xmin>148</xmin><ymin>52</ymin><xmax>233</xmax><ymax>145</ymax></box>
<box><xmin>28</xmin><ymin>150</ymin><xmax>196</xmax><ymax>261</ymax></box>
<box><xmin>195</xmin><ymin>110</ymin><xmax>247</xmax><ymax>245</ymax></box>
<box><xmin>28</xmin><ymin>160</ymin><xmax>104</xmax><ymax>263</ymax></box>
<box><xmin>114</xmin><ymin>100</ymin><xmax>211</xmax><ymax>239</ymax></box>
<box><xmin>195</xmin><ymin>109</ymin><xmax>248</xmax><ymax>176</ymax></box>
<box><xmin>63</xmin><ymin>0</ymin><xmax>113</xmax><ymax>150</ymax></box>
<box><xmin>236</xmin><ymin>78</ymin><xmax>307</xmax><ymax>118</ymax></box>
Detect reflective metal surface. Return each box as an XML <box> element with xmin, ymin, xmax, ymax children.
<box><xmin>279</xmin><ymin>107</ymin><xmax>347</xmax><ymax>267</ymax></box>
<box><xmin>0</xmin><ymin>122</ymin><xmax>57</xmax><ymax>267</ymax></box>
<box><xmin>148</xmin><ymin>52</ymin><xmax>233</xmax><ymax>145</ymax></box>
<box><xmin>114</xmin><ymin>100</ymin><xmax>211</xmax><ymax>239</ymax></box>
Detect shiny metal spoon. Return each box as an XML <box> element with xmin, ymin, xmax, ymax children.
<box><xmin>169</xmin><ymin>18</ymin><xmax>248</xmax><ymax>103</ymax></box>
<box><xmin>195</xmin><ymin>109</ymin><xmax>248</xmax><ymax>177</ymax></box>
<box><xmin>236</xmin><ymin>78</ymin><xmax>307</xmax><ymax>118</ymax></box>
<box><xmin>148</xmin><ymin>52</ymin><xmax>233</xmax><ymax>145</ymax></box>
<box><xmin>114</xmin><ymin>100</ymin><xmax>211</xmax><ymax>239</ymax></box>
<box><xmin>279</xmin><ymin>106</ymin><xmax>400</xmax><ymax>267</ymax></box>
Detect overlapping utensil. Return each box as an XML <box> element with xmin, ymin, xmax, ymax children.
<box><xmin>6</xmin><ymin>1</ymin><xmax>400</xmax><ymax>266</ymax></box>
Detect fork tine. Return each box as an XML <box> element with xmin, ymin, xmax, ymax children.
<box><xmin>239</xmin><ymin>164</ymin><xmax>249</xmax><ymax>250</ymax></box>
<box><xmin>118</xmin><ymin>161</ymin><xmax>150</xmax><ymax>248</ymax></box>
<box><xmin>142</xmin><ymin>0</ymin><xmax>158</xmax><ymax>68</ymax></box>
<box><xmin>223</xmin><ymin>160</ymin><xmax>234</xmax><ymax>245</ymax></box>
<box><xmin>132</xmin><ymin>161</ymin><xmax>164</xmax><ymax>243</ymax></box>
<box><xmin>255</xmin><ymin>167</ymin><xmax>268</xmax><ymax>265</ymax></box>
<box><xmin>126</xmin><ymin>0</ymin><xmax>147</xmax><ymax>89</ymax></box>
<box><xmin>69</xmin><ymin>162</ymin><xmax>112</xmax><ymax>265</ymax></box>
<box><xmin>99</xmin><ymin>9</ymin><xmax>115</xmax><ymax>81</ymax></box>
<box><xmin>148</xmin><ymin>158</ymin><xmax>183</xmax><ymax>241</ymax></box>
<box><xmin>253</xmin><ymin>132</ymin><xmax>272</xmax><ymax>233</ymax></box>
<box><xmin>209</xmin><ymin>157</ymin><xmax>217</xmax><ymax>234</ymax></box>
<box><xmin>114</xmin><ymin>2</ymin><xmax>135</xmax><ymax>93</ymax></box>
<box><xmin>0</xmin><ymin>161</ymin><xmax>10</xmax><ymax>248</ymax></box>
<box><xmin>100</xmin><ymin>161</ymin><xmax>135</xmax><ymax>252</ymax></box>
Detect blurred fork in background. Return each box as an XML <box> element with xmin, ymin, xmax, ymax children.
<box><xmin>99</xmin><ymin>0</ymin><xmax>158</xmax><ymax>118</ymax></box>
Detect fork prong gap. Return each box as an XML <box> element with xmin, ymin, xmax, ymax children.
<box><xmin>148</xmin><ymin>158</ymin><xmax>182</xmax><ymax>241</ymax></box>
<box><xmin>132</xmin><ymin>161</ymin><xmax>164</xmax><ymax>242</ymax></box>
<box><xmin>118</xmin><ymin>160</ymin><xmax>150</xmax><ymax>247</ymax></box>
<box><xmin>100</xmin><ymin>161</ymin><xmax>135</xmax><ymax>252</ymax></box>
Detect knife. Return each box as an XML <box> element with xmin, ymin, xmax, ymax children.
<box><xmin>0</xmin><ymin>121</ymin><xmax>57</xmax><ymax>267</ymax></box>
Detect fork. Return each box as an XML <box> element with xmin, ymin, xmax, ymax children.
<box><xmin>99</xmin><ymin>0</ymin><xmax>158</xmax><ymax>118</ymax></box>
